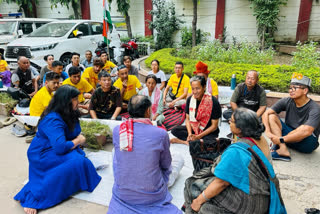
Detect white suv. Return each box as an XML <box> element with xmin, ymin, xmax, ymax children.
<box><xmin>0</xmin><ymin>16</ymin><xmax>54</xmax><ymax>56</ymax></box>
<box><xmin>5</xmin><ymin>20</ymin><xmax>103</xmax><ymax>70</ymax></box>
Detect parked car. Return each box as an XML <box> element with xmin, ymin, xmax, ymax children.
<box><xmin>5</xmin><ymin>20</ymin><xmax>103</xmax><ymax>70</ymax></box>
<box><xmin>0</xmin><ymin>12</ymin><xmax>54</xmax><ymax>56</ymax></box>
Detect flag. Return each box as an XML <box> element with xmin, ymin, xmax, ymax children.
<box><xmin>103</xmin><ymin>0</ymin><xmax>113</xmax><ymax>45</ymax></box>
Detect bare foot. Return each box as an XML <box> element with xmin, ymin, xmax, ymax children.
<box><xmin>170</xmin><ymin>138</ymin><xmax>189</xmax><ymax>145</ymax></box>
<box><xmin>276</xmin><ymin>145</ymin><xmax>290</xmax><ymax>157</ymax></box>
<box><xmin>24</xmin><ymin>207</ymin><xmax>37</xmax><ymax>214</ymax></box>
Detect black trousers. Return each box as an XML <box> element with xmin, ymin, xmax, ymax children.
<box><xmin>171</xmin><ymin>125</ymin><xmax>218</xmax><ymax>142</ymax></box>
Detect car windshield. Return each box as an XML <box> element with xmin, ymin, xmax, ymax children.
<box><xmin>0</xmin><ymin>21</ymin><xmax>17</xmax><ymax>35</ymax></box>
<box><xmin>28</xmin><ymin>23</ymin><xmax>76</xmax><ymax>37</ymax></box>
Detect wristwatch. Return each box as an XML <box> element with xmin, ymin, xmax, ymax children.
<box><xmin>279</xmin><ymin>137</ymin><xmax>285</xmax><ymax>144</ymax></box>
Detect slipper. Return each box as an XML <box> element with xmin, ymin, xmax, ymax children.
<box><xmin>2</xmin><ymin>117</ymin><xmax>17</xmax><ymax>126</ymax></box>
<box><xmin>270</xmin><ymin>144</ymin><xmax>279</xmax><ymax>152</ymax></box>
<box><xmin>0</xmin><ymin>122</ymin><xmax>3</xmax><ymax>128</ymax></box>
<box><xmin>25</xmin><ymin>135</ymin><xmax>35</xmax><ymax>144</ymax></box>
<box><xmin>271</xmin><ymin>151</ymin><xmax>291</xmax><ymax>162</ymax></box>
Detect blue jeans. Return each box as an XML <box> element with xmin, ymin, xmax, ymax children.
<box><xmin>281</xmin><ymin>120</ymin><xmax>319</xmax><ymax>153</ymax></box>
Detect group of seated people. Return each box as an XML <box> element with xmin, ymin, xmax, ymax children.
<box><xmin>11</xmin><ymin>50</ymin><xmax>320</xmax><ymax>214</ymax></box>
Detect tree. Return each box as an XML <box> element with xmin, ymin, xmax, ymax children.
<box><xmin>192</xmin><ymin>0</ymin><xmax>199</xmax><ymax>47</ymax></box>
<box><xmin>50</xmin><ymin>0</ymin><xmax>81</xmax><ymax>19</ymax></box>
<box><xmin>2</xmin><ymin>0</ymin><xmax>37</xmax><ymax>17</ymax></box>
<box><xmin>108</xmin><ymin>0</ymin><xmax>133</xmax><ymax>38</ymax></box>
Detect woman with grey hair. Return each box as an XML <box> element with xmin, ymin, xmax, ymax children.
<box><xmin>184</xmin><ymin>108</ymin><xmax>286</xmax><ymax>214</ymax></box>
<box><xmin>171</xmin><ymin>75</ymin><xmax>221</xmax><ymax>145</ymax></box>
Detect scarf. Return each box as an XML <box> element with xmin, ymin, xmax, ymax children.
<box><xmin>0</xmin><ymin>70</ymin><xmax>12</xmax><ymax>87</ymax></box>
<box><xmin>140</xmin><ymin>86</ymin><xmax>161</xmax><ymax>116</ymax></box>
<box><xmin>189</xmin><ymin>92</ymin><xmax>213</xmax><ymax>135</ymax></box>
<box><xmin>119</xmin><ymin>118</ymin><xmax>152</xmax><ymax>152</ymax></box>
<box><xmin>206</xmin><ymin>78</ymin><xmax>212</xmax><ymax>95</ymax></box>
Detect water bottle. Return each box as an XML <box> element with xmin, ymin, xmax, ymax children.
<box><xmin>0</xmin><ymin>78</ymin><xmax>3</xmax><ymax>88</ymax></box>
<box><xmin>231</xmin><ymin>74</ymin><xmax>236</xmax><ymax>90</ymax></box>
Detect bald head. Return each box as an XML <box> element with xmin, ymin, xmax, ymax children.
<box><xmin>245</xmin><ymin>70</ymin><xmax>259</xmax><ymax>90</ymax></box>
<box><xmin>128</xmin><ymin>95</ymin><xmax>151</xmax><ymax>118</ymax></box>
<box><xmin>18</xmin><ymin>56</ymin><xmax>30</xmax><ymax>71</ymax></box>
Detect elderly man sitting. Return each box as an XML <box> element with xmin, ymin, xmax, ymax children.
<box><xmin>223</xmin><ymin>70</ymin><xmax>267</xmax><ymax>120</ymax></box>
<box><xmin>108</xmin><ymin>95</ymin><xmax>180</xmax><ymax>214</ymax></box>
<box><xmin>262</xmin><ymin>73</ymin><xmax>320</xmax><ymax>161</ymax></box>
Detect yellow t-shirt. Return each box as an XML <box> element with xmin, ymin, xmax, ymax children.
<box><xmin>210</xmin><ymin>79</ymin><xmax>219</xmax><ymax>96</ymax></box>
<box><xmin>82</xmin><ymin>67</ymin><xmax>99</xmax><ymax>89</ymax></box>
<box><xmin>0</xmin><ymin>60</ymin><xmax>8</xmax><ymax>72</ymax></box>
<box><xmin>168</xmin><ymin>74</ymin><xmax>190</xmax><ymax>98</ymax></box>
<box><xmin>29</xmin><ymin>87</ymin><xmax>53</xmax><ymax>116</ymax></box>
<box><xmin>102</xmin><ymin>61</ymin><xmax>116</xmax><ymax>73</ymax></box>
<box><xmin>62</xmin><ymin>78</ymin><xmax>93</xmax><ymax>102</ymax></box>
<box><xmin>113</xmin><ymin>75</ymin><xmax>142</xmax><ymax>101</ymax></box>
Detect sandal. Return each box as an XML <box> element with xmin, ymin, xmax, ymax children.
<box><xmin>271</xmin><ymin>151</ymin><xmax>291</xmax><ymax>162</ymax></box>
<box><xmin>2</xmin><ymin>117</ymin><xmax>17</xmax><ymax>126</ymax></box>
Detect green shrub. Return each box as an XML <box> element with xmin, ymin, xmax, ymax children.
<box><xmin>180</xmin><ymin>27</ymin><xmax>209</xmax><ymax>47</ymax></box>
<box><xmin>292</xmin><ymin>41</ymin><xmax>320</xmax><ymax>71</ymax></box>
<box><xmin>80</xmin><ymin>120</ymin><xmax>112</xmax><ymax>150</ymax></box>
<box><xmin>146</xmin><ymin>48</ymin><xmax>320</xmax><ymax>93</ymax></box>
<box><xmin>172</xmin><ymin>40</ymin><xmax>274</xmax><ymax>65</ymax></box>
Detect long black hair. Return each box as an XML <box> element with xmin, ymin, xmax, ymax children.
<box><xmin>39</xmin><ymin>85</ymin><xmax>80</xmax><ymax>130</ymax></box>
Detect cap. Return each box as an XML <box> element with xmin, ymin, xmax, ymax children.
<box><xmin>290</xmin><ymin>72</ymin><xmax>311</xmax><ymax>87</ymax></box>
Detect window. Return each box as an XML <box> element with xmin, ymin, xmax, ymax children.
<box><xmin>76</xmin><ymin>23</ymin><xmax>90</xmax><ymax>36</ymax></box>
<box><xmin>19</xmin><ymin>22</ymin><xmax>33</xmax><ymax>34</ymax></box>
<box><xmin>35</xmin><ymin>22</ymin><xmax>47</xmax><ymax>29</ymax></box>
<box><xmin>90</xmin><ymin>22</ymin><xmax>103</xmax><ymax>35</ymax></box>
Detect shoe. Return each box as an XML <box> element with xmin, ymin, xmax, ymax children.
<box><xmin>2</xmin><ymin>117</ymin><xmax>17</xmax><ymax>126</ymax></box>
<box><xmin>11</xmin><ymin>124</ymin><xmax>27</xmax><ymax>137</ymax></box>
<box><xmin>271</xmin><ymin>151</ymin><xmax>291</xmax><ymax>162</ymax></box>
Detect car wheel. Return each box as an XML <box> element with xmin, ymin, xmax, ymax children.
<box><xmin>60</xmin><ymin>53</ymin><xmax>72</xmax><ymax>67</ymax></box>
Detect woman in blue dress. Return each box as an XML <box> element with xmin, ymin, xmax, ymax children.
<box><xmin>14</xmin><ymin>85</ymin><xmax>101</xmax><ymax>214</ymax></box>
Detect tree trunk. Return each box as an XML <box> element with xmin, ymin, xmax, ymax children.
<box><xmin>21</xmin><ymin>2</ymin><xmax>33</xmax><ymax>17</ymax></box>
<box><xmin>72</xmin><ymin>0</ymin><xmax>81</xmax><ymax>19</ymax></box>
<box><xmin>125</xmin><ymin>11</ymin><xmax>133</xmax><ymax>38</ymax></box>
<box><xmin>32</xmin><ymin>0</ymin><xmax>38</xmax><ymax>18</ymax></box>
<box><xmin>192</xmin><ymin>0</ymin><xmax>197</xmax><ymax>47</ymax></box>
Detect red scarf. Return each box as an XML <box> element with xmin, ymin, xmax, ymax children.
<box><xmin>119</xmin><ymin>118</ymin><xmax>152</xmax><ymax>151</ymax></box>
<box><xmin>189</xmin><ymin>92</ymin><xmax>213</xmax><ymax>135</ymax></box>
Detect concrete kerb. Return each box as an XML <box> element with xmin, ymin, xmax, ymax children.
<box><xmin>132</xmin><ymin>56</ymin><xmax>150</xmax><ymax>84</ymax></box>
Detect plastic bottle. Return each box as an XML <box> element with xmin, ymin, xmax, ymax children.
<box><xmin>231</xmin><ymin>74</ymin><xmax>236</xmax><ymax>90</ymax></box>
<box><xmin>0</xmin><ymin>78</ymin><xmax>3</xmax><ymax>88</ymax></box>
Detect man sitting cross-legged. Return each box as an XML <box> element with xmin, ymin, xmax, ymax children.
<box><xmin>89</xmin><ymin>70</ymin><xmax>122</xmax><ymax>120</ymax></box>
<box><xmin>108</xmin><ymin>95</ymin><xmax>180</xmax><ymax>214</ymax></box>
<box><xmin>262</xmin><ymin>73</ymin><xmax>320</xmax><ymax>161</ymax></box>
<box><xmin>62</xmin><ymin>66</ymin><xmax>94</xmax><ymax>114</ymax></box>
<box><xmin>113</xmin><ymin>65</ymin><xmax>142</xmax><ymax>111</ymax></box>
<box><xmin>171</xmin><ymin>76</ymin><xmax>221</xmax><ymax>145</ymax></box>
<box><xmin>30</xmin><ymin>72</ymin><xmax>60</xmax><ymax>116</ymax></box>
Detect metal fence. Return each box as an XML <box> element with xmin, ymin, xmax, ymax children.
<box><xmin>136</xmin><ymin>42</ymin><xmax>153</xmax><ymax>56</ymax></box>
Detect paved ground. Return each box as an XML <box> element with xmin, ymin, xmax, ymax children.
<box><xmin>1</xmin><ymin>115</ymin><xmax>319</xmax><ymax>213</ymax></box>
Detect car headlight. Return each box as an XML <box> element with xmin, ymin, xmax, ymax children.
<box><xmin>30</xmin><ymin>43</ymin><xmax>58</xmax><ymax>51</ymax></box>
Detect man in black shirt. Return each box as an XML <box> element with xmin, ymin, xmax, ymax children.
<box><xmin>11</xmin><ymin>56</ymin><xmax>38</xmax><ymax>97</ymax></box>
<box><xmin>223</xmin><ymin>70</ymin><xmax>266</xmax><ymax>120</ymax></box>
<box><xmin>262</xmin><ymin>73</ymin><xmax>320</xmax><ymax>161</ymax></box>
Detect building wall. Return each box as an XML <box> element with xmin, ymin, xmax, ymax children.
<box><xmin>1</xmin><ymin>0</ymin><xmax>320</xmax><ymax>42</ymax></box>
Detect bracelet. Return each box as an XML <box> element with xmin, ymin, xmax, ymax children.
<box><xmin>202</xmin><ymin>191</ymin><xmax>210</xmax><ymax>202</ymax></box>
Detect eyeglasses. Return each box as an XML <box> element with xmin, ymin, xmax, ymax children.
<box><xmin>289</xmin><ymin>86</ymin><xmax>305</xmax><ymax>91</ymax></box>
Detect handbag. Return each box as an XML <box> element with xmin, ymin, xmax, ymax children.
<box><xmin>189</xmin><ymin>137</ymin><xmax>231</xmax><ymax>173</ymax></box>
<box><xmin>168</xmin><ymin>73</ymin><xmax>184</xmax><ymax>100</ymax></box>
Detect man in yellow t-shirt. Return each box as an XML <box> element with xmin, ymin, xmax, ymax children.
<box><xmin>163</xmin><ymin>61</ymin><xmax>190</xmax><ymax>108</ymax></box>
<box><xmin>62</xmin><ymin>66</ymin><xmax>94</xmax><ymax>113</ymax></box>
<box><xmin>192</xmin><ymin>61</ymin><xmax>219</xmax><ymax>99</ymax></box>
<box><xmin>30</xmin><ymin>72</ymin><xmax>60</xmax><ymax>116</ymax></box>
<box><xmin>82</xmin><ymin>58</ymin><xmax>104</xmax><ymax>89</ymax></box>
<box><xmin>100</xmin><ymin>51</ymin><xmax>117</xmax><ymax>73</ymax></box>
<box><xmin>113</xmin><ymin>65</ymin><xmax>142</xmax><ymax>110</ymax></box>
